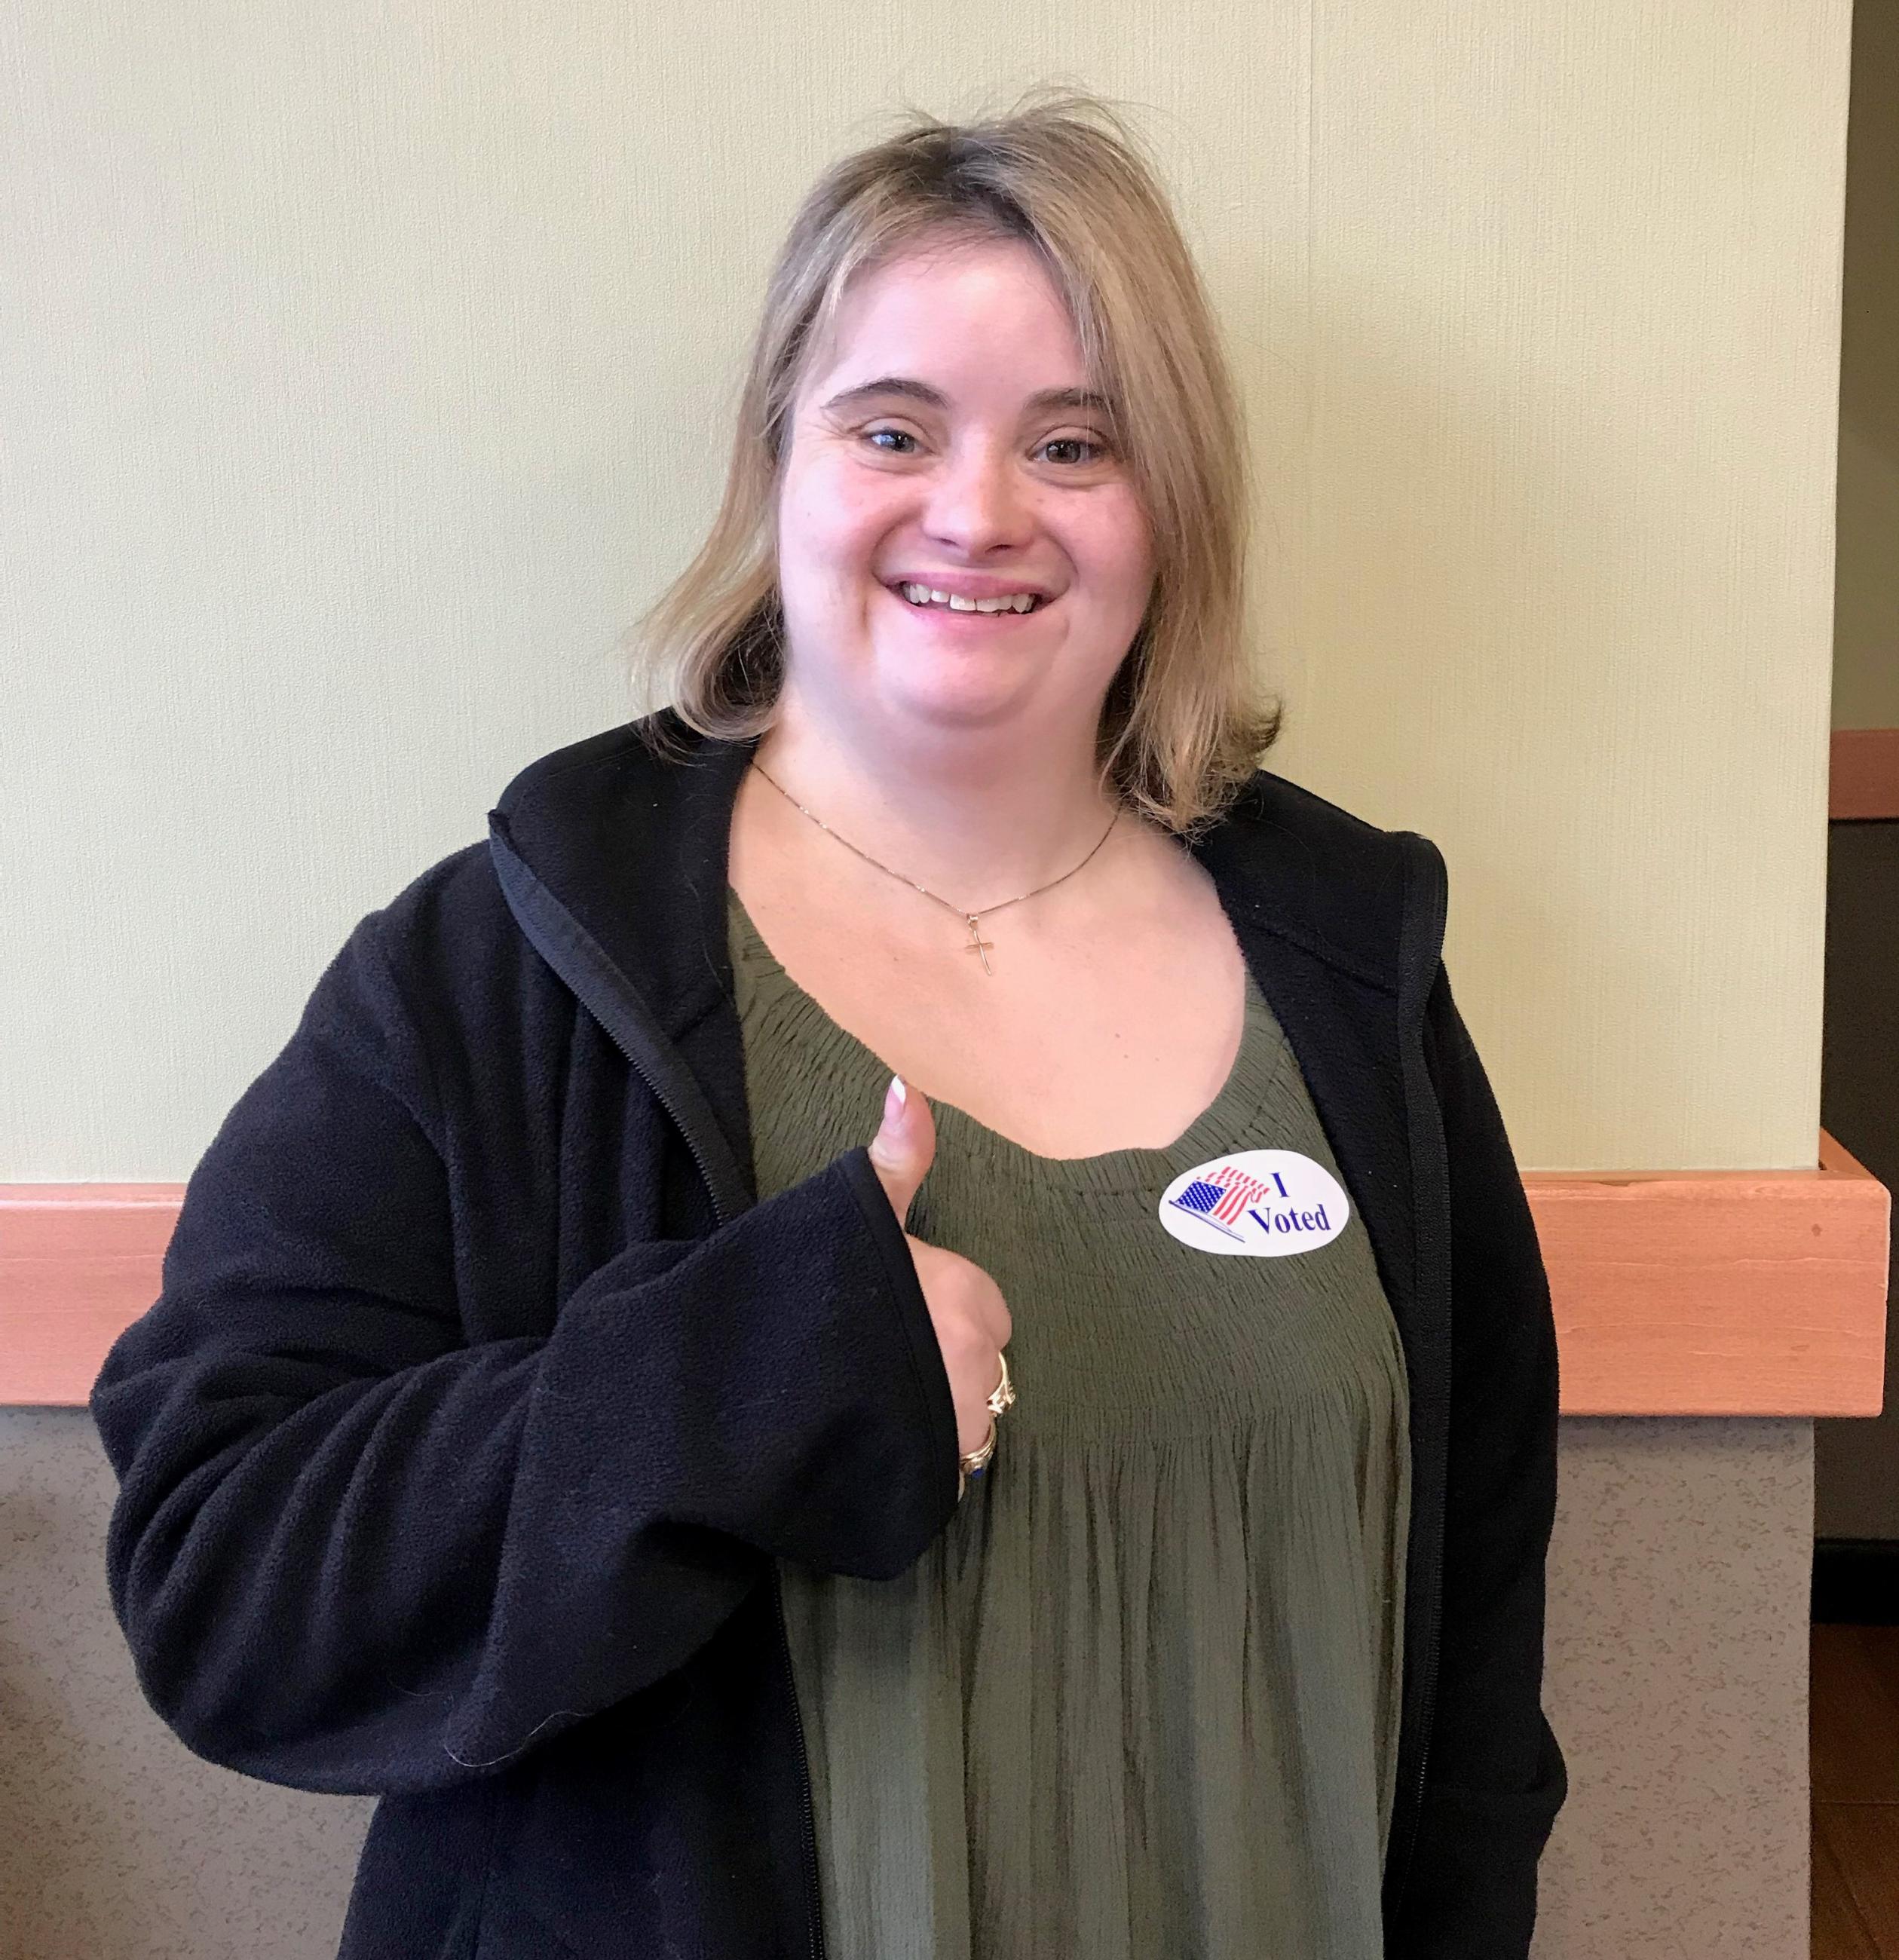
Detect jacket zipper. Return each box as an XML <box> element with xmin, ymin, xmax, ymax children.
<box><xmin>488</xmin><ymin>821</ymin><xmax>826</xmax><ymax>1960</ymax></box>
<box><xmin>1385</xmin><ymin>834</ymin><xmax>1452</xmax><ymax>1918</ymax></box>
<box><xmin>487</xmin><ymin>821</ymin><xmax>754</xmax><ymax>1227</ymax></box>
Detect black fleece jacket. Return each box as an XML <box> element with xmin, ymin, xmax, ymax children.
<box><xmin>92</xmin><ymin>712</ymin><xmax>1567</xmax><ymax>1958</ymax></box>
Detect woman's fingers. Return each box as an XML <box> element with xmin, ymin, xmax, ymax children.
<box><xmin>866</xmin><ymin>1074</ymin><xmax>936</xmax><ymax>1226</ymax></box>
<box><xmin>864</xmin><ymin>1075</ymin><xmax>1011</xmax><ymax>1462</ymax></box>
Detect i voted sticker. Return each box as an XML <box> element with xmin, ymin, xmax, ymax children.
<box><xmin>1157</xmin><ymin>1150</ymin><xmax>1349</xmax><ymax>1257</ymax></box>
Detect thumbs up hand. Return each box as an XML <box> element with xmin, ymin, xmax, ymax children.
<box><xmin>868</xmin><ymin>1075</ymin><xmax>1012</xmax><ymax>1462</ymax></box>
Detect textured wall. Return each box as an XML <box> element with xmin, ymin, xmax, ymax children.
<box><xmin>0</xmin><ymin>2</ymin><xmax>1852</xmax><ymax>1955</ymax></box>
<box><xmin>1537</xmin><ymin>1421</ymin><xmax>1814</xmax><ymax>1958</ymax></box>
<box><xmin>2</xmin><ymin>1408</ymin><xmax>1817</xmax><ymax>1960</ymax></box>
<box><xmin>0</xmin><ymin>1409</ymin><xmax>374</xmax><ymax>1960</ymax></box>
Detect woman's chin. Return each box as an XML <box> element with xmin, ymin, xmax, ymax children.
<box><xmin>879</xmin><ymin>665</ymin><xmax>1041</xmax><ymax>732</ymax></box>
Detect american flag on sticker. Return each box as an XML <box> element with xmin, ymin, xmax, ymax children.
<box><xmin>1169</xmin><ymin>1163</ymin><xmax>1277</xmax><ymax>1240</ymax></box>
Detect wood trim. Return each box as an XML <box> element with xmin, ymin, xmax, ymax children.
<box><xmin>1831</xmin><ymin>728</ymin><xmax>1899</xmax><ymax>820</ymax></box>
<box><xmin>2</xmin><ymin>1136</ymin><xmax>1889</xmax><ymax>1414</ymax></box>
<box><xmin>1</xmin><ymin>1184</ymin><xmax>187</xmax><ymax>1408</ymax></box>
<box><xmin>1523</xmin><ymin>1129</ymin><xmax>1889</xmax><ymax>1416</ymax></box>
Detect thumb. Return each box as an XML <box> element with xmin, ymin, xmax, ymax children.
<box><xmin>866</xmin><ymin>1074</ymin><xmax>936</xmax><ymax>1224</ymax></box>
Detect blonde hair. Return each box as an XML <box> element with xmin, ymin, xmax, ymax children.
<box><xmin>626</xmin><ymin>86</ymin><xmax>1280</xmax><ymax>834</ymax></box>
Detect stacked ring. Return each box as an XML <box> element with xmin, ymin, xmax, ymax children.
<box><xmin>957</xmin><ymin>1349</ymin><xmax>1015</xmax><ymax>1501</ymax></box>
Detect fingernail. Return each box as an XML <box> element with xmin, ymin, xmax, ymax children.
<box><xmin>889</xmin><ymin>1074</ymin><xmax>908</xmax><ymax>1110</ymax></box>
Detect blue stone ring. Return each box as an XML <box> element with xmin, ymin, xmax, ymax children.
<box><xmin>956</xmin><ymin>1351</ymin><xmax>1013</xmax><ymax>1500</ymax></box>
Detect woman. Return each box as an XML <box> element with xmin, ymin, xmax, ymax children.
<box><xmin>93</xmin><ymin>91</ymin><xmax>1567</xmax><ymax>1959</ymax></box>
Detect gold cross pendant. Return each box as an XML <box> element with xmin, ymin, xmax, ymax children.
<box><xmin>963</xmin><ymin>914</ymin><xmax>996</xmax><ymax>975</ymax></box>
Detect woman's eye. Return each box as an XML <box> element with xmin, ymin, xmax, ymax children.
<box><xmin>1040</xmin><ymin>436</ymin><xmax>1108</xmax><ymax>467</ymax></box>
<box><xmin>859</xmin><ymin>427</ymin><xmax>1110</xmax><ymax>465</ymax></box>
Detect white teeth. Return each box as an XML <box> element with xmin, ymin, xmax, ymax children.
<box><xmin>899</xmin><ymin>582</ymin><xmax>1040</xmax><ymax>614</ymax></box>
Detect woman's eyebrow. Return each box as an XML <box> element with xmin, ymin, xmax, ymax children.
<box><xmin>818</xmin><ymin>375</ymin><xmax>1114</xmax><ymax>418</ymax></box>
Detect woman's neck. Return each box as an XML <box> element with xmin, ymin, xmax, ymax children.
<box><xmin>749</xmin><ymin>697</ymin><xmax>1126</xmax><ymax>914</ymax></box>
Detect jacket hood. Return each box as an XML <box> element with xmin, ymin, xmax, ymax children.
<box><xmin>488</xmin><ymin>708</ymin><xmax>1438</xmax><ymax>1049</ymax></box>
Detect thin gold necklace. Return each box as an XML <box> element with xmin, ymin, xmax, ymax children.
<box><xmin>747</xmin><ymin>759</ymin><xmax>1121</xmax><ymax>975</ymax></box>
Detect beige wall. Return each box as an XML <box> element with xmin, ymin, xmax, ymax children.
<box><xmin>1835</xmin><ymin>0</ymin><xmax>1899</xmax><ymax>731</ymax></box>
<box><xmin>0</xmin><ymin>0</ymin><xmax>1842</xmax><ymax>1181</ymax></box>
<box><xmin>0</xmin><ymin>4</ymin><xmax>1852</xmax><ymax>1956</ymax></box>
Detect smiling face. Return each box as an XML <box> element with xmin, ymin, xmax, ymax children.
<box><xmin>773</xmin><ymin>233</ymin><xmax>1157</xmax><ymax>747</ymax></box>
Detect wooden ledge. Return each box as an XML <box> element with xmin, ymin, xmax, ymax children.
<box><xmin>1831</xmin><ymin>728</ymin><xmax>1899</xmax><ymax>820</ymax></box>
<box><xmin>2</xmin><ymin>1184</ymin><xmax>187</xmax><ymax>1407</ymax></box>
<box><xmin>1524</xmin><ymin>1132</ymin><xmax>1888</xmax><ymax>1416</ymax></box>
<box><xmin>1</xmin><ymin>1136</ymin><xmax>1889</xmax><ymax>1414</ymax></box>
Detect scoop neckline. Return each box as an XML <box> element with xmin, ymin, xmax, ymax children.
<box><xmin>725</xmin><ymin>884</ymin><xmax>1288</xmax><ymax>1196</ymax></box>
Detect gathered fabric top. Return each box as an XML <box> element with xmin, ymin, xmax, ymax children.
<box><xmin>729</xmin><ymin>884</ymin><xmax>1411</xmax><ymax>1959</ymax></box>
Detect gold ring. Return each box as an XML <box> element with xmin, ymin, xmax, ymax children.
<box><xmin>957</xmin><ymin>1352</ymin><xmax>1014</xmax><ymax>1502</ymax></box>
<box><xmin>985</xmin><ymin>1349</ymin><xmax>1015</xmax><ymax>1421</ymax></box>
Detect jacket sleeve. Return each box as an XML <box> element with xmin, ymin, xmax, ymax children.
<box><xmin>90</xmin><ymin>911</ymin><xmax>961</xmax><ymax>1799</ymax></box>
<box><xmin>1390</xmin><ymin>960</ymin><xmax>1569</xmax><ymax>1958</ymax></box>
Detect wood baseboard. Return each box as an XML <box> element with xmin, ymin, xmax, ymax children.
<box><xmin>2</xmin><ymin>1184</ymin><xmax>185</xmax><ymax>1407</ymax></box>
<box><xmin>2</xmin><ymin>1133</ymin><xmax>1888</xmax><ymax>1415</ymax></box>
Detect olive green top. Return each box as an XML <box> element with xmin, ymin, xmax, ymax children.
<box><xmin>728</xmin><ymin>887</ymin><xmax>1410</xmax><ymax>1960</ymax></box>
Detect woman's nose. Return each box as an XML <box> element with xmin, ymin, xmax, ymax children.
<box><xmin>921</xmin><ymin>444</ymin><xmax>1035</xmax><ymax>554</ymax></box>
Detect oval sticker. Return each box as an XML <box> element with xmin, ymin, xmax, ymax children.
<box><xmin>1157</xmin><ymin>1150</ymin><xmax>1350</xmax><ymax>1257</ymax></box>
